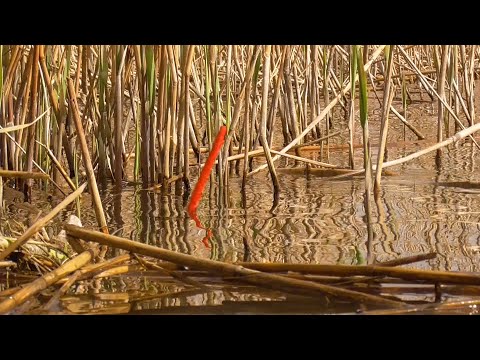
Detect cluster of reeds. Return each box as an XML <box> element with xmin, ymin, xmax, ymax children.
<box><xmin>1</xmin><ymin>45</ymin><xmax>479</xmax><ymax>211</ymax></box>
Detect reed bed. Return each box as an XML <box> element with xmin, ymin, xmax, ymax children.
<box><xmin>0</xmin><ymin>45</ymin><xmax>478</xmax><ymax>201</ymax></box>
<box><xmin>1</xmin><ymin>45</ymin><xmax>480</xmax><ymax>314</ymax></box>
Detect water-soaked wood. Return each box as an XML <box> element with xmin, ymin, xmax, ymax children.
<box><xmin>0</xmin><ymin>183</ymin><xmax>87</xmax><ymax>261</ymax></box>
<box><xmin>65</xmin><ymin>225</ymin><xmax>407</xmax><ymax>308</ymax></box>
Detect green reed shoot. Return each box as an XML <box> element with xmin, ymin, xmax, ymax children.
<box><xmin>356</xmin><ymin>46</ymin><xmax>374</xmax><ymax>264</ymax></box>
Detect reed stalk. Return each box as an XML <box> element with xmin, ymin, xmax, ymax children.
<box><xmin>65</xmin><ymin>225</ymin><xmax>406</xmax><ymax>308</ymax></box>
<box><xmin>67</xmin><ymin>80</ymin><xmax>108</xmax><ymax>234</ymax></box>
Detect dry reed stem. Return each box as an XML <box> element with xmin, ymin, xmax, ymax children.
<box><xmin>290</xmin><ymin>131</ymin><xmax>342</xmax><ymax>150</ymax></box>
<box><xmin>134</xmin><ymin>254</ymin><xmax>207</xmax><ymax>289</ymax></box>
<box><xmin>67</xmin><ymin>79</ymin><xmax>109</xmax><ymax>234</ymax></box>
<box><xmin>326</xmin><ymin>121</ymin><xmax>480</xmax><ymax>181</ymax></box>
<box><xmin>375</xmin><ymin>252</ymin><xmax>437</xmax><ymax>267</ymax></box>
<box><xmin>65</xmin><ymin>224</ymin><xmax>407</xmax><ymax>308</ymax></box>
<box><xmin>0</xmin><ymin>170</ymin><xmax>49</xmax><ymax>180</ymax></box>
<box><xmin>0</xmin><ymin>248</ymin><xmax>96</xmax><ymax>314</ymax></box>
<box><xmin>35</xmin><ymin>141</ymin><xmax>76</xmax><ymax>191</ymax></box>
<box><xmin>397</xmin><ymin>45</ymin><xmax>480</xmax><ymax>149</ymax></box>
<box><xmin>269</xmin><ymin>149</ymin><xmax>338</xmax><ymax>168</ymax></box>
<box><xmin>55</xmin><ymin>254</ymin><xmax>133</xmax><ymax>285</ymax></box>
<box><xmin>42</xmin><ymin>269</ymin><xmax>83</xmax><ymax>311</ymax></box>
<box><xmin>248</xmin><ymin>45</ymin><xmax>387</xmax><ymax>176</ymax></box>
<box><xmin>93</xmin><ymin>264</ymin><xmax>144</xmax><ymax>278</ymax></box>
<box><xmin>389</xmin><ymin>106</ymin><xmax>425</xmax><ymax>139</ymax></box>
<box><xmin>259</xmin><ymin>45</ymin><xmax>280</xmax><ymax>194</ymax></box>
<box><xmin>237</xmin><ymin>262</ymin><xmax>480</xmax><ymax>285</ymax></box>
<box><xmin>0</xmin><ymin>109</ymin><xmax>47</xmax><ymax>134</ymax></box>
<box><xmin>0</xmin><ymin>182</ymin><xmax>87</xmax><ymax>261</ymax></box>
<box><xmin>0</xmin><ymin>261</ymin><xmax>16</xmax><ymax>268</ymax></box>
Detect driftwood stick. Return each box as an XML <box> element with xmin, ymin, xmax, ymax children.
<box><xmin>65</xmin><ymin>225</ymin><xmax>406</xmax><ymax>308</ymax></box>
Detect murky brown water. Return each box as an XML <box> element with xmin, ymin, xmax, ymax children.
<box><xmin>3</xmin><ymin>88</ymin><xmax>480</xmax><ymax>314</ymax></box>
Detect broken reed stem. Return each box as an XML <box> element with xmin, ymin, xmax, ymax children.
<box><xmin>67</xmin><ymin>79</ymin><xmax>109</xmax><ymax>234</ymax></box>
<box><xmin>290</xmin><ymin>131</ymin><xmax>342</xmax><ymax>150</ymax></box>
<box><xmin>389</xmin><ymin>106</ymin><xmax>425</xmax><ymax>140</ymax></box>
<box><xmin>397</xmin><ymin>45</ymin><xmax>480</xmax><ymax>150</ymax></box>
<box><xmin>35</xmin><ymin>140</ymin><xmax>76</xmax><ymax>191</ymax></box>
<box><xmin>326</xmin><ymin>121</ymin><xmax>480</xmax><ymax>181</ymax></box>
<box><xmin>55</xmin><ymin>254</ymin><xmax>133</xmax><ymax>284</ymax></box>
<box><xmin>134</xmin><ymin>254</ymin><xmax>207</xmax><ymax>289</ymax></box>
<box><xmin>374</xmin><ymin>45</ymin><xmax>395</xmax><ymax>191</ymax></box>
<box><xmin>259</xmin><ymin>45</ymin><xmax>280</xmax><ymax>194</ymax></box>
<box><xmin>237</xmin><ymin>262</ymin><xmax>480</xmax><ymax>285</ymax></box>
<box><xmin>269</xmin><ymin>149</ymin><xmax>338</xmax><ymax>168</ymax></box>
<box><xmin>0</xmin><ymin>170</ymin><xmax>49</xmax><ymax>179</ymax></box>
<box><xmin>375</xmin><ymin>252</ymin><xmax>437</xmax><ymax>267</ymax></box>
<box><xmin>0</xmin><ymin>247</ymin><xmax>96</xmax><ymax>314</ymax></box>
<box><xmin>0</xmin><ymin>122</ymin><xmax>65</xmax><ymax>195</ymax></box>
<box><xmin>65</xmin><ymin>225</ymin><xmax>406</xmax><ymax>308</ymax></box>
<box><xmin>0</xmin><ymin>261</ymin><xmax>16</xmax><ymax>268</ymax></box>
<box><xmin>42</xmin><ymin>269</ymin><xmax>84</xmax><ymax>311</ymax></box>
<box><xmin>0</xmin><ymin>182</ymin><xmax>87</xmax><ymax>261</ymax></box>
